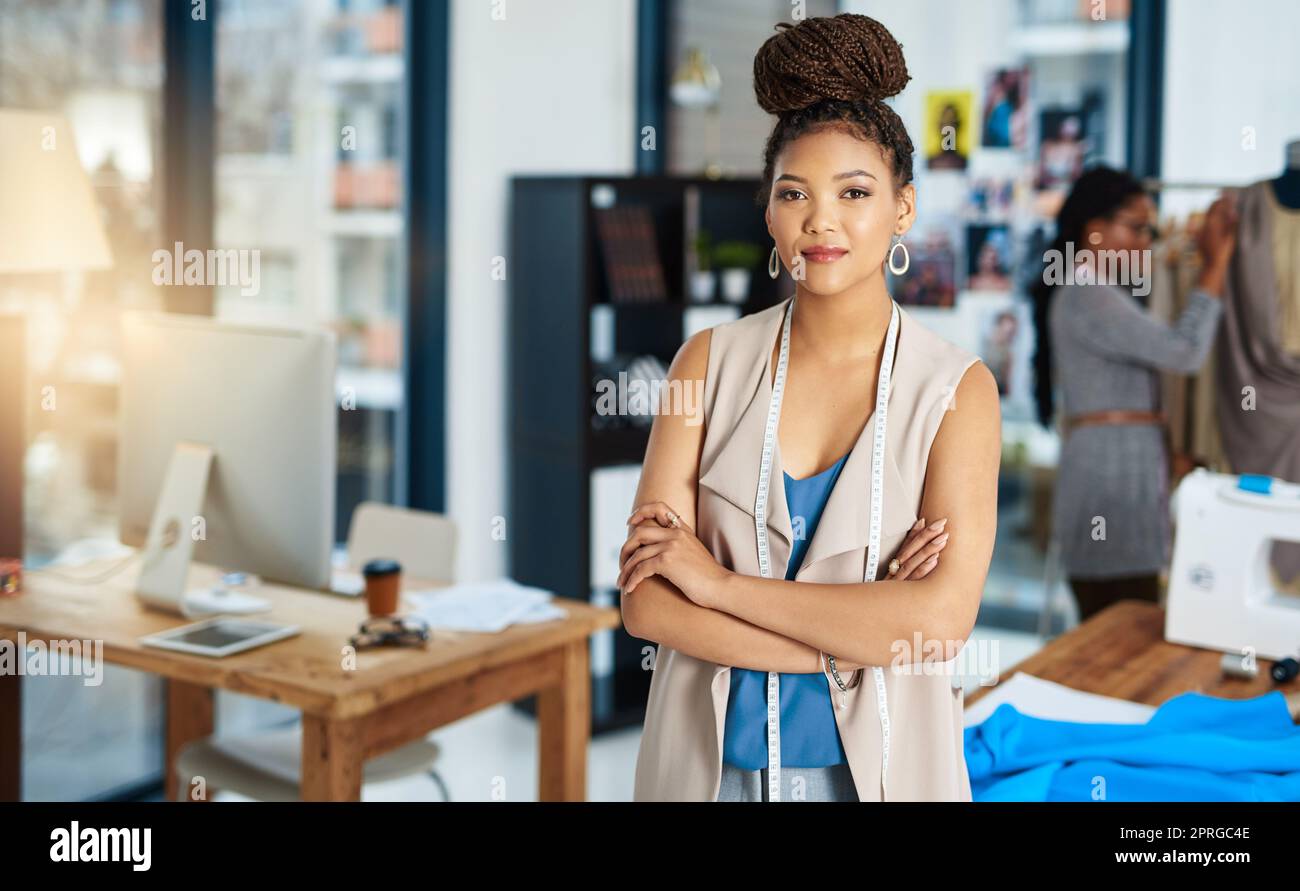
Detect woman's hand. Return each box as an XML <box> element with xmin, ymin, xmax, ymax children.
<box><xmin>886</xmin><ymin>517</ymin><xmax>950</xmax><ymax>580</ymax></box>
<box><xmin>1195</xmin><ymin>193</ymin><xmax>1238</xmax><ymax>295</ymax></box>
<box><xmin>618</xmin><ymin>501</ymin><xmax>731</xmax><ymax>608</ymax></box>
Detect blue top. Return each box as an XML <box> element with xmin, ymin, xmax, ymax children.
<box><xmin>722</xmin><ymin>450</ymin><xmax>851</xmax><ymax>770</ymax></box>
<box><xmin>965</xmin><ymin>691</ymin><xmax>1300</xmax><ymax>801</ymax></box>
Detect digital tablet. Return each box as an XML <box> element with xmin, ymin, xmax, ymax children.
<box><xmin>139</xmin><ymin>617</ymin><xmax>301</xmax><ymax>658</ymax></box>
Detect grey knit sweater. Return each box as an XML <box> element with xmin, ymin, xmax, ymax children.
<box><xmin>1049</xmin><ymin>283</ymin><xmax>1223</xmax><ymax>579</ymax></box>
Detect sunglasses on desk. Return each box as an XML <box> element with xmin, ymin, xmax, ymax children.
<box><xmin>349</xmin><ymin>615</ymin><xmax>431</xmax><ymax>650</ymax></box>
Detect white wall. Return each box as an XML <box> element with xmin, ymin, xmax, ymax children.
<box><xmin>447</xmin><ymin>0</ymin><xmax>637</xmax><ymax>581</ymax></box>
<box><xmin>1160</xmin><ymin>0</ymin><xmax>1300</xmax><ymax>217</ymax></box>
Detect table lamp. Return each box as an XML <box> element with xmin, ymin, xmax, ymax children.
<box><xmin>0</xmin><ymin>109</ymin><xmax>115</xmax><ymax>574</ymax></box>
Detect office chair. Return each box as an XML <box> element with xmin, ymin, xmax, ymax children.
<box><xmin>344</xmin><ymin>501</ymin><xmax>457</xmax><ymax>583</ymax></box>
<box><xmin>173</xmin><ymin>503</ymin><xmax>459</xmax><ymax>801</ymax></box>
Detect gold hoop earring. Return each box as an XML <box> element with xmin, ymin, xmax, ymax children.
<box><xmin>768</xmin><ymin>244</ymin><xmax>781</xmax><ymax>280</ymax></box>
<box><xmin>887</xmin><ymin>237</ymin><xmax>910</xmax><ymax>276</ymax></box>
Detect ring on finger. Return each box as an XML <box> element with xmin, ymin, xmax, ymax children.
<box><xmin>888</xmin><ymin>558</ymin><xmax>901</xmax><ymax>576</ymax></box>
<box><xmin>666</xmin><ymin>510</ymin><xmax>681</xmax><ymax>528</ymax></box>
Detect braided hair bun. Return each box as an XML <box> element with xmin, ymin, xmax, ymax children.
<box><xmin>753</xmin><ymin>13</ymin><xmax>910</xmax><ymax>115</ymax></box>
<box><xmin>752</xmin><ymin>13</ymin><xmax>916</xmax><ymax>204</ymax></box>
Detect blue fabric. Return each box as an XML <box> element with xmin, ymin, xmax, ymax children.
<box><xmin>965</xmin><ymin>691</ymin><xmax>1300</xmax><ymax>801</ymax></box>
<box><xmin>722</xmin><ymin>451</ymin><xmax>851</xmax><ymax>770</ymax></box>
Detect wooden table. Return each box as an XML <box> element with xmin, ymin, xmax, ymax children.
<box><xmin>965</xmin><ymin>599</ymin><xmax>1300</xmax><ymax>710</ymax></box>
<box><xmin>0</xmin><ymin>557</ymin><xmax>621</xmax><ymax>801</ymax></box>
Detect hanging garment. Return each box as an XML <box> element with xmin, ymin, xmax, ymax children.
<box><xmin>966</xmin><ymin>690</ymin><xmax>1300</xmax><ymax>801</ymax></box>
<box><xmin>1216</xmin><ymin>180</ymin><xmax>1300</xmax><ymax>587</ymax></box>
<box><xmin>1146</xmin><ymin>234</ymin><xmax>1190</xmax><ymax>460</ymax></box>
<box><xmin>632</xmin><ymin>297</ymin><xmax>981</xmax><ymax>801</ymax></box>
<box><xmin>1267</xmin><ymin>183</ymin><xmax>1300</xmax><ymax>355</ymax></box>
<box><xmin>1152</xmin><ymin>226</ymin><xmax>1232</xmax><ymax>472</ymax></box>
<box><xmin>1179</xmin><ymin>236</ymin><xmax>1233</xmax><ymax>472</ymax></box>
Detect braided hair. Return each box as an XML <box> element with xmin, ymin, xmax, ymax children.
<box><xmin>1029</xmin><ymin>165</ymin><xmax>1146</xmax><ymax>427</ymax></box>
<box><xmin>752</xmin><ymin>13</ymin><xmax>914</xmax><ymax>207</ymax></box>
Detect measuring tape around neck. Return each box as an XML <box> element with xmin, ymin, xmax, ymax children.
<box><xmin>753</xmin><ymin>295</ymin><xmax>900</xmax><ymax>802</ymax></box>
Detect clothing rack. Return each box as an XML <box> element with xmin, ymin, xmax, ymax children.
<box><xmin>1141</xmin><ymin>178</ymin><xmax>1250</xmax><ymax>192</ymax></box>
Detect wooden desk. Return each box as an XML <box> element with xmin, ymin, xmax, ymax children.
<box><xmin>0</xmin><ymin>558</ymin><xmax>621</xmax><ymax>801</ymax></box>
<box><xmin>965</xmin><ymin>600</ymin><xmax>1300</xmax><ymax>710</ymax></box>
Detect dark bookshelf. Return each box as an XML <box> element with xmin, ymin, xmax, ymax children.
<box><xmin>507</xmin><ymin>175</ymin><xmax>788</xmax><ymax>734</ymax></box>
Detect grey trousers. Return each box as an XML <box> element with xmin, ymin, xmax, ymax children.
<box><xmin>716</xmin><ymin>761</ymin><xmax>858</xmax><ymax>802</ymax></box>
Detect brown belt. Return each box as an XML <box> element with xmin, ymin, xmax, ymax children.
<box><xmin>1064</xmin><ymin>409</ymin><xmax>1166</xmax><ymax>434</ymax></box>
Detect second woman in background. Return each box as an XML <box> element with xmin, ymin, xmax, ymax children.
<box><xmin>1030</xmin><ymin>166</ymin><xmax>1238</xmax><ymax>621</ymax></box>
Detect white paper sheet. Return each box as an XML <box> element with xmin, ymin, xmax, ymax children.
<box><xmin>405</xmin><ymin>578</ymin><xmax>568</xmax><ymax>632</ymax></box>
<box><xmin>963</xmin><ymin>672</ymin><xmax>1158</xmax><ymax>728</ymax></box>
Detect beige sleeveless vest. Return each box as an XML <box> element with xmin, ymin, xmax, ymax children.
<box><xmin>632</xmin><ymin>296</ymin><xmax>981</xmax><ymax>802</ymax></box>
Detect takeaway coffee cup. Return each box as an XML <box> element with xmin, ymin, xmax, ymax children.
<box><xmin>362</xmin><ymin>558</ymin><xmax>402</xmax><ymax>617</ymax></box>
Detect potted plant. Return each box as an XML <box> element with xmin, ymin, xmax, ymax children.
<box><xmin>713</xmin><ymin>240</ymin><xmax>762</xmax><ymax>303</ymax></box>
<box><xmin>689</xmin><ymin>230</ymin><xmax>716</xmax><ymax>303</ymax></box>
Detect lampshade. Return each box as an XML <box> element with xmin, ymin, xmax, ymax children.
<box><xmin>670</xmin><ymin>47</ymin><xmax>721</xmax><ymax>109</ymax></box>
<box><xmin>0</xmin><ymin>109</ymin><xmax>113</xmax><ymax>273</ymax></box>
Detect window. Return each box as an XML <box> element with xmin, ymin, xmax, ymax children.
<box><xmin>0</xmin><ymin>0</ymin><xmax>165</xmax><ymax>560</ymax></box>
<box><xmin>0</xmin><ymin>0</ymin><xmax>167</xmax><ymax>803</ymax></box>
<box><xmin>214</xmin><ymin>0</ymin><xmax>406</xmax><ymax>540</ymax></box>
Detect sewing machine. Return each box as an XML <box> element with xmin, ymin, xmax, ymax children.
<box><xmin>1166</xmin><ymin>469</ymin><xmax>1300</xmax><ymax>662</ymax></box>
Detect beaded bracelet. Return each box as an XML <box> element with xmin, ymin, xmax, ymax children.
<box><xmin>824</xmin><ymin>651</ymin><xmax>851</xmax><ymax>692</ymax></box>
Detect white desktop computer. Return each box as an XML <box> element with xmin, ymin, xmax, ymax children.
<box><xmin>118</xmin><ymin>312</ymin><xmax>336</xmax><ymax>616</ymax></box>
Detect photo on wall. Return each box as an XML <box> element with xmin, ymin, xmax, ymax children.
<box><xmin>981</xmin><ymin>306</ymin><xmax>1019</xmax><ymax>396</ymax></box>
<box><xmin>967</xmin><ymin>176</ymin><xmax>1020</xmax><ymax>221</ymax></box>
<box><xmin>889</xmin><ymin>230</ymin><xmax>958</xmax><ymax>309</ymax></box>
<box><xmin>924</xmin><ymin>90</ymin><xmax>973</xmax><ymax>171</ymax></box>
<box><xmin>1036</xmin><ymin>107</ymin><xmax>1087</xmax><ymax>190</ymax></box>
<box><xmin>981</xmin><ymin>68</ymin><xmax>1029</xmax><ymax>149</ymax></box>
<box><xmin>972</xmin><ymin>296</ymin><xmax>1035</xmax><ymax>418</ymax></box>
<box><xmin>1080</xmin><ymin>88</ymin><xmax>1107</xmax><ymax>166</ymax></box>
<box><xmin>965</xmin><ymin>223</ymin><xmax>1013</xmax><ymax>292</ymax></box>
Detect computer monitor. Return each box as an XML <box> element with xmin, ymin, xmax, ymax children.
<box><xmin>119</xmin><ymin>312</ymin><xmax>336</xmax><ymax>613</ymax></box>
